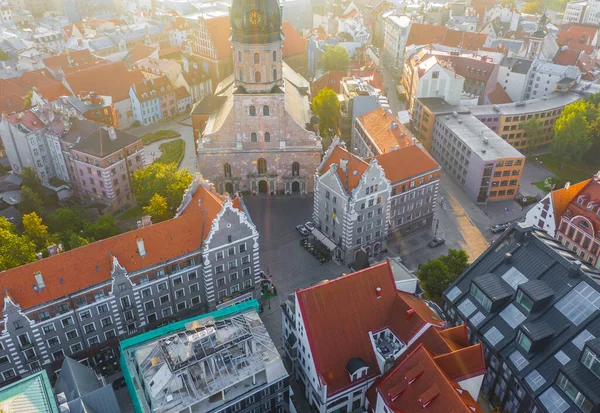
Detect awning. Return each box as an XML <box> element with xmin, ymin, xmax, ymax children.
<box><xmin>311</xmin><ymin>228</ymin><xmax>337</xmax><ymax>252</ymax></box>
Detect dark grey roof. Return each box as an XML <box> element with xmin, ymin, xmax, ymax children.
<box><xmin>0</xmin><ymin>205</ymin><xmax>21</xmax><ymax>226</ymax></box>
<box><xmin>346</xmin><ymin>357</ymin><xmax>368</xmax><ymax>374</ymax></box>
<box><xmin>191</xmin><ymin>96</ymin><xmax>228</xmax><ymax>115</ymax></box>
<box><xmin>500</xmin><ymin>57</ymin><xmax>534</xmax><ymax>74</ymax></box>
<box><xmin>62</xmin><ymin>118</ymin><xmax>140</xmax><ymax>158</ymax></box>
<box><xmin>55</xmin><ymin>357</ymin><xmax>102</xmax><ymax>401</ymax></box>
<box><xmin>474</xmin><ymin>273</ymin><xmax>512</xmax><ymax>301</ymax></box>
<box><xmin>66</xmin><ymin>384</ymin><xmax>121</xmax><ymax>413</ymax></box>
<box><xmin>444</xmin><ymin>224</ymin><xmax>600</xmax><ymax>410</ymax></box>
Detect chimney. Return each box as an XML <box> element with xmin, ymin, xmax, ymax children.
<box><xmin>406</xmin><ymin>308</ymin><xmax>415</xmax><ymax>320</ymax></box>
<box><xmin>106</xmin><ymin>126</ymin><xmax>117</xmax><ymax>141</ymax></box>
<box><xmin>136</xmin><ymin>238</ymin><xmax>146</xmax><ymax>257</ymax></box>
<box><xmin>569</xmin><ymin>260</ymin><xmax>582</xmax><ymax>278</ymax></box>
<box><xmin>34</xmin><ymin>272</ymin><xmax>45</xmax><ymax>290</ymax></box>
<box><xmin>89</xmin><ymin>91</ymin><xmax>98</xmax><ymax>104</ymax></box>
<box><xmin>182</xmin><ymin>57</ymin><xmax>189</xmax><ymax>73</ymax></box>
<box><xmin>375</xmin><ymin>287</ymin><xmax>382</xmax><ymax>299</ymax></box>
<box><xmin>504</xmin><ymin>252</ymin><xmax>512</xmax><ymax>264</ymax></box>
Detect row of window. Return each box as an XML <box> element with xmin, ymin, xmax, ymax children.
<box><xmin>239</xmin><ymin>51</ymin><xmax>278</xmax><ymax>64</ymax></box>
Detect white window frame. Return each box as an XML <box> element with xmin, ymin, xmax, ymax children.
<box><xmin>162</xmin><ymin>307</ymin><xmax>172</xmax><ymax>317</ymax></box>
<box><xmin>42</xmin><ymin>324</ymin><xmax>55</xmax><ymax>334</ymax></box>
<box><xmin>191</xmin><ymin>296</ymin><xmax>201</xmax><ymax>306</ymax></box>
<box><xmin>100</xmin><ymin>316</ymin><xmax>112</xmax><ymax>327</ymax></box>
<box><xmin>189</xmin><ymin>283</ymin><xmax>200</xmax><ymax>293</ymax></box>
<box><xmin>177</xmin><ymin>301</ymin><xmax>187</xmax><ymax>311</ymax></box>
<box><xmin>70</xmin><ymin>342</ymin><xmax>83</xmax><ymax>354</ymax></box>
<box><xmin>160</xmin><ymin>294</ymin><xmax>170</xmax><ymax>304</ymax></box>
<box><xmin>104</xmin><ymin>330</ymin><xmax>116</xmax><ymax>340</ymax></box>
<box><xmin>83</xmin><ymin>322</ymin><xmax>96</xmax><ymax>335</ymax></box>
<box><xmin>87</xmin><ymin>336</ymin><xmax>100</xmax><ymax>346</ymax></box>
<box><xmin>231</xmin><ymin>285</ymin><xmax>240</xmax><ymax>294</ymax></box>
<box><xmin>65</xmin><ymin>329</ymin><xmax>78</xmax><ymax>340</ymax></box>
<box><xmin>218</xmin><ymin>290</ymin><xmax>227</xmax><ymax>300</ymax></box>
<box><xmin>46</xmin><ymin>336</ymin><xmax>60</xmax><ymax>347</ymax></box>
<box><xmin>52</xmin><ymin>349</ymin><xmax>64</xmax><ymax>361</ymax></box>
<box><xmin>175</xmin><ymin>288</ymin><xmax>185</xmax><ymax>299</ymax></box>
<box><xmin>96</xmin><ymin>304</ymin><xmax>108</xmax><ymax>314</ymax></box>
<box><xmin>146</xmin><ymin>313</ymin><xmax>158</xmax><ymax>324</ymax></box>
<box><xmin>79</xmin><ymin>309</ymin><xmax>92</xmax><ymax>320</ymax></box>
<box><xmin>143</xmin><ymin>300</ymin><xmax>156</xmax><ymax>311</ymax></box>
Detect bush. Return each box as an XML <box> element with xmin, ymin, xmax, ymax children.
<box><xmin>141</xmin><ymin>129</ymin><xmax>180</xmax><ymax>145</ymax></box>
<box><xmin>132</xmin><ymin>120</ymin><xmax>141</xmax><ymax>127</ymax></box>
<box><xmin>155</xmin><ymin>139</ymin><xmax>185</xmax><ymax>166</ymax></box>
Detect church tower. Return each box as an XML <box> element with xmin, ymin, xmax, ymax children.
<box><xmin>230</xmin><ymin>0</ymin><xmax>284</xmax><ymax>93</ymax></box>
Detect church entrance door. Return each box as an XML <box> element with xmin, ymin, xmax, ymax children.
<box><xmin>258</xmin><ymin>180</ymin><xmax>268</xmax><ymax>193</ymax></box>
<box><xmin>291</xmin><ymin>181</ymin><xmax>300</xmax><ymax>193</ymax></box>
<box><xmin>225</xmin><ymin>183</ymin><xmax>234</xmax><ymax>194</ymax></box>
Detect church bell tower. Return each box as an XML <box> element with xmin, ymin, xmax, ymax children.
<box><xmin>230</xmin><ymin>0</ymin><xmax>284</xmax><ymax>93</ymax></box>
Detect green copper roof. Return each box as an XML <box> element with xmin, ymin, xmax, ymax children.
<box><xmin>0</xmin><ymin>370</ymin><xmax>59</xmax><ymax>413</ymax></box>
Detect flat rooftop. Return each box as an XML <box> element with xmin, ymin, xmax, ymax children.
<box><xmin>436</xmin><ymin>113</ymin><xmax>524</xmax><ymax>161</ymax></box>
<box><xmin>469</xmin><ymin>91</ymin><xmax>582</xmax><ymax>116</ymax></box>
<box><xmin>121</xmin><ymin>301</ymin><xmax>287</xmax><ymax>413</ymax></box>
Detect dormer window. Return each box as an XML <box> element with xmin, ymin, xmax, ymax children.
<box><xmin>587</xmin><ymin>202</ymin><xmax>597</xmax><ymax>211</ymax></box>
<box><xmin>556</xmin><ymin>373</ymin><xmax>593</xmax><ymax>413</ymax></box>
<box><xmin>346</xmin><ymin>357</ymin><xmax>368</xmax><ymax>382</ymax></box>
<box><xmin>516</xmin><ymin>280</ymin><xmax>554</xmax><ymax>314</ymax></box>
<box><xmin>517</xmin><ymin>320</ymin><xmax>554</xmax><ymax>354</ymax></box>
<box><xmin>516</xmin><ymin>289</ymin><xmax>534</xmax><ymax>313</ymax></box>
<box><xmin>470</xmin><ymin>283</ymin><xmax>492</xmax><ymax>312</ymax></box>
<box><xmin>577</xmin><ymin>196</ymin><xmax>586</xmax><ymax>205</ymax></box>
<box><xmin>142</xmin><ymin>92</ymin><xmax>148</xmax><ymax>98</ymax></box>
<box><xmin>582</xmin><ymin>345</ymin><xmax>600</xmax><ymax>379</ymax></box>
<box><xmin>151</xmin><ymin>90</ymin><xmax>156</xmax><ymax>96</ymax></box>
<box><xmin>516</xmin><ymin>329</ymin><xmax>532</xmax><ymax>352</ymax></box>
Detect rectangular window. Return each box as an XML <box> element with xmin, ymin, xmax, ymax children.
<box><xmin>177</xmin><ymin>302</ymin><xmax>187</xmax><ymax>311</ymax></box>
<box><xmin>83</xmin><ymin>323</ymin><xmax>96</xmax><ymax>334</ymax></box>
<box><xmin>144</xmin><ymin>301</ymin><xmax>155</xmax><ymax>311</ymax></box>
<box><xmin>160</xmin><ymin>294</ymin><xmax>170</xmax><ymax>304</ymax></box>
<box><xmin>101</xmin><ymin>317</ymin><xmax>112</xmax><ymax>327</ymax></box>
<box><xmin>517</xmin><ymin>330</ymin><xmax>532</xmax><ymax>352</ymax></box>
<box><xmin>557</xmin><ymin>373</ymin><xmax>593</xmax><ymax>412</ymax></box>
<box><xmin>52</xmin><ymin>350</ymin><xmax>65</xmax><ymax>361</ymax></box>
<box><xmin>228</xmin><ymin>260</ymin><xmax>238</xmax><ymax>270</ymax></box>
<box><xmin>88</xmin><ymin>336</ymin><xmax>100</xmax><ymax>346</ymax></box>
<box><xmin>470</xmin><ymin>283</ymin><xmax>492</xmax><ymax>312</ymax></box>
<box><xmin>216</xmin><ymin>265</ymin><xmax>224</xmax><ymax>274</ymax></box>
<box><xmin>38</xmin><ymin>311</ymin><xmax>50</xmax><ymax>321</ymax></box>
<box><xmin>175</xmin><ymin>289</ymin><xmax>185</xmax><ymax>298</ymax></box>
<box><xmin>70</xmin><ymin>343</ymin><xmax>82</xmax><ymax>353</ymax></box>
<box><xmin>516</xmin><ymin>290</ymin><xmax>533</xmax><ymax>313</ymax></box>
<box><xmin>42</xmin><ymin>324</ymin><xmax>55</xmax><ymax>334</ymax></box>
<box><xmin>142</xmin><ymin>288</ymin><xmax>151</xmax><ymax>297</ymax></box>
<box><xmin>46</xmin><ymin>337</ymin><xmax>60</xmax><ymax>347</ymax></box>
<box><xmin>173</xmin><ymin>276</ymin><xmax>182</xmax><ymax>286</ymax></box>
<box><xmin>157</xmin><ymin>282</ymin><xmax>167</xmax><ymax>291</ymax></box>
<box><xmin>62</xmin><ymin>317</ymin><xmax>74</xmax><ymax>327</ymax></box>
<box><xmin>582</xmin><ymin>348</ymin><xmax>600</xmax><ymax>379</ymax></box>
<box><xmin>162</xmin><ymin>307</ymin><xmax>172</xmax><ymax>317</ymax></box>
<box><xmin>66</xmin><ymin>330</ymin><xmax>78</xmax><ymax>340</ymax></box>
<box><xmin>188</xmin><ymin>271</ymin><xmax>197</xmax><ymax>281</ymax></box>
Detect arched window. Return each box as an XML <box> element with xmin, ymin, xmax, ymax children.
<box><xmin>254</xmin><ymin>52</ymin><xmax>260</xmax><ymax>64</ymax></box>
<box><xmin>292</xmin><ymin>162</ymin><xmax>300</xmax><ymax>177</ymax></box>
<box><xmin>257</xmin><ymin>158</ymin><xmax>267</xmax><ymax>174</ymax></box>
<box><xmin>251</xmin><ymin>132</ymin><xmax>257</xmax><ymax>142</ymax></box>
<box><xmin>255</xmin><ymin>71</ymin><xmax>261</xmax><ymax>83</ymax></box>
<box><xmin>249</xmin><ymin>106</ymin><xmax>256</xmax><ymax>116</ymax></box>
<box><xmin>263</xmin><ymin>105</ymin><xmax>269</xmax><ymax>116</ymax></box>
<box><xmin>273</xmin><ymin>50</ymin><xmax>277</xmax><ymax>61</ymax></box>
<box><xmin>239</xmin><ymin>69</ymin><xmax>243</xmax><ymax>82</ymax></box>
<box><xmin>224</xmin><ymin>163</ymin><xmax>232</xmax><ymax>177</ymax></box>
<box><xmin>238</xmin><ymin>50</ymin><xmax>242</xmax><ymax>62</ymax></box>
<box><xmin>273</xmin><ymin>69</ymin><xmax>277</xmax><ymax>81</ymax></box>
<box><xmin>264</xmin><ymin>132</ymin><xmax>270</xmax><ymax>142</ymax></box>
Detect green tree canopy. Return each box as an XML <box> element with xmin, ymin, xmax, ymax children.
<box><xmin>132</xmin><ymin>162</ymin><xmax>193</xmax><ymax>217</ymax></box>
<box><xmin>19</xmin><ymin>186</ymin><xmax>44</xmax><ymax>216</ymax></box>
<box><xmin>0</xmin><ymin>50</ymin><xmax>10</xmax><ymax>61</ymax></box>
<box><xmin>22</xmin><ymin>212</ymin><xmax>51</xmax><ymax>251</ymax></box>
<box><xmin>20</xmin><ymin>166</ymin><xmax>43</xmax><ymax>195</ymax></box>
<box><xmin>520</xmin><ymin>115</ymin><xmax>544</xmax><ymax>154</ymax></box>
<box><xmin>312</xmin><ymin>87</ymin><xmax>340</xmax><ymax>140</ymax></box>
<box><xmin>417</xmin><ymin>249</ymin><xmax>469</xmax><ymax>302</ymax></box>
<box><xmin>0</xmin><ymin>217</ymin><xmax>37</xmax><ymax>270</ymax></box>
<box><xmin>321</xmin><ymin>45</ymin><xmax>350</xmax><ymax>72</ymax></box>
<box><xmin>84</xmin><ymin>214</ymin><xmax>121</xmax><ymax>240</ymax></box>
<box><xmin>551</xmin><ymin>109</ymin><xmax>593</xmax><ymax>169</ymax></box>
<box><xmin>144</xmin><ymin>193</ymin><xmax>169</xmax><ymax>222</ymax></box>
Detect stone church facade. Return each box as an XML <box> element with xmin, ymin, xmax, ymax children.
<box><xmin>194</xmin><ymin>0</ymin><xmax>322</xmax><ymax>195</ymax></box>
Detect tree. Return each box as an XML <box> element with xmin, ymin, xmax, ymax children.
<box><xmin>144</xmin><ymin>193</ymin><xmax>169</xmax><ymax>222</ymax></box>
<box><xmin>551</xmin><ymin>109</ymin><xmax>592</xmax><ymax>169</ymax></box>
<box><xmin>23</xmin><ymin>90</ymin><xmax>33</xmax><ymax>107</ymax></box>
<box><xmin>22</xmin><ymin>212</ymin><xmax>50</xmax><ymax>251</ymax></box>
<box><xmin>520</xmin><ymin>115</ymin><xmax>544</xmax><ymax>154</ymax></box>
<box><xmin>522</xmin><ymin>1</ymin><xmax>542</xmax><ymax>14</ymax></box>
<box><xmin>48</xmin><ymin>207</ymin><xmax>86</xmax><ymax>235</ymax></box>
<box><xmin>19</xmin><ymin>186</ymin><xmax>44</xmax><ymax>216</ymax></box>
<box><xmin>132</xmin><ymin>162</ymin><xmax>193</xmax><ymax>217</ymax></box>
<box><xmin>66</xmin><ymin>231</ymin><xmax>89</xmax><ymax>250</ymax></box>
<box><xmin>312</xmin><ymin>87</ymin><xmax>340</xmax><ymax>141</ymax></box>
<box><xmin>321</xmin><ymin>45</ymin><xmax>350</xmax><ymax>72</ymax></box>
<box><xmin>417</xmin><ymin>249</ymin><xmax>469</xmax><ymax>302</ymax></box>
<box><xmin>0</xmin><ymin>217</ymin><xmax>37</xmax><ymax>270</ymax></box>
<box><xmin>0</xmin><ymin>50</ymin><xmax>10</xmax><ymax>61</ymax></box>
<box><xmin>20</xmin><ymin>166</ymin><xmax>43</xmax><ymax>195</ymax></box>
<box><xmin>85</xmin><ymin>214</ymin><xmax>121</xmax><ymax>240</ymax></box>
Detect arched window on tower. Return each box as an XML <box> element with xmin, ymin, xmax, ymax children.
<box><xmin>292</xmin><ymin>162</ymin><xmax>300</xmax><ymax>177</ymax></box>
<box><xmin>273</xmin><ymin>69</ymin><xmax>277</xmax><ymax>81</ymax></box>
<box><xmin>257</xmin><ymin>158</ymin><xmax>267</xmax><ymax>174</ymax></box>
<box><xmin>264</xmin><ymin>132</ymin><xmax>270</xmax><ymax>142</ymax></box>
<box><xmin>254</xmin><ymin>52</ymin><xmax>260</xmax><ymax>64</ymax></box>
<box><xmin>251</xmin><ymin>132</ymin><xmax>258</xmax><ymax>142</ymax></box>
<box><xmin>273</xmin><ymin>50</ymin><xmax>277</xmax><ymax>61</ymax></box>
<box><xmin>249</xmin><ymin>106</ymin><xmax>256</xmax><ymax>116</ymax></box>
<box><xmin>263</xmin><ymin>105</ymin><xmax>269</xmax><ymax>116</ymax></box>
<box><xmin>239</xmin><ymin>69</ymin><xmax>243</xmax><ymax>82</ymax></box>
<box><xmin>238</xmin><ymin>50</ymin><xmax>242</xmax><ymax>62</ymax></box>
<box><xmin>224</xmin><ymin>163</ymin><xmax>232</xmax><ymax>177</ymax></box>
<box><xmin>255</xmin><ymin>71</ymin><xmax>261</xmax><ymax>83</ymax></box>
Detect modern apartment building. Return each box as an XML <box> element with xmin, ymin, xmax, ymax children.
<box><xmin>281</xmin><ymin>260</ymin><xmax>486</xmax><ymax>413</ymax></box>
<box><xmin>562</xmin><ymin>1</ymin><xmax>600</xmax><ymax>25</ymax></box>
<box><xmin>0</xmin><ymin>175</ymin><xmax>261</xmax><ymax>387</ymax></box>
<box><xmin>555</xmin><ymin>175</ymin><xmax>600</xmax><ymax>268</ymax></box>
<box><xmin>431</xmin><ymin>112</ymin><xmax>525</xmax><ymax>203</ymax></box>
<box><xmin>120</xmin><ymin>300</ymin><xmax>289</xmax><ymax>413</ymax></box>
<box><xmin>382</xmin><ymin>14</ymin><xmax>411</xmax><ymax>76</ymax></box>
<box><xmin>443</xmin><ymin>223</ymin><xmax>600</xmax><ymax>413</ymax></box>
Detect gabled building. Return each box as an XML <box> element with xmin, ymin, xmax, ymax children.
<box><xmin>352</xmin><ymin>108</ymin><xmax>414</xmax><ymax>158</ymax></box>
<box><xmin>442</xmin><ymin>223</ymin><xmax>600</xmax><ymax>413</ymax></box>
<box><xmin>0</xmin><ymin>370</ymin><xmax>58</xmax><ymax>411</ymax></box>
<box><xmin>129</xmin><ymin>76</ymin><xmax>176</xmax><ymax>125</ymax></box>
<box><xmin>174</xmin><ymin>56</ymin><xmax>212</xmax><ymax>102</ymax></box>
<box><xmin>282</xmin><ymin>260</ymin><xmax>486</xmax><ymax>413</ymax></box>
<box><xmin>0</xmin><ymin>175</ymin><xmax>261</xmax><ymax>387</ymax></box>
<box><xmin>524</xmin><ymin>179</ymin><xmax>591</xmax><ymax>237</ymax></box>
<box><xmin>556</xmin><ymin>174</ymin><xmax>600</xmax><ymax>268</ymax></box>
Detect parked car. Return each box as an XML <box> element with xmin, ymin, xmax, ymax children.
<box><xmin>296</xmin><ymin>224</ymin><xmax>310</xmax><ymax>236</ymax></box>
<box><xmin>112</xmin><ymin>377</ymin><xmax>126</xmax><ymax>390</ymax></box>
<box><xmin>428</xmin><ymin>237</ymin><xmax>445</xmax><ymax>248</ymax></box>
<box><xmin>305</xmin><ymin>221</ymin><xmax>315</xmax><ymax>231</ymax></box>
<box><xmin>491</xmin><ymin>223</ymin><xmax>510</xmax><ymax>234</ymax></box>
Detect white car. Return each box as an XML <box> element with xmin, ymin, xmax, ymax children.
<box><xmin>305</xmin><ymin>221</ymin><xmax>315</xmax><ymax>231</ymax></box>
<box><xmin>296</xmin><ymin>225</ymin><xmax>309</xmax><ymax>236</ymax></box>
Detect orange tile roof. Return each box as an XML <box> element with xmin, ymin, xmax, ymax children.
<box><xmin>564</xmin><ymin>178</ymin><xmax>600</xmax><ymax>231</ymax></box>
<box><xmin>43</xmin><ymin>49</ymin><xmax>98</xmax><ymax>73</ymax></box>
<box><xmin>0</xmin><ymin>182</ymin><xmax>229</xmax><ymax>315</ymax></box>
<box><xmin>433</xmin><ymin>344</ymin><xmax>486</xmax><ymax>381</ymax></box>
<box><xmin>376</xmin><ymin>344</ymin><xmax>484</xmax><ymax>413</ymax></box>
<box><xmin>375</xmin><ymin>145</ymin><xmax>440</xmax><ymax>184</ymax></box>
<box><xmin>320</xmin><ymin>145</ymin><xmax>369</xmax><ymax>193</ymax></box>
<box><xmin>557</xmin><ymin>25</ymin><xmax>598</xmax><ymax>53</ymax></box>
<box><xmin>203</xmin><ymin>15</ymin><xmax>232</xmax><ymax>60</ymax></box>
<box><xmin>125</xmin><ymin>43</ymin><xmax>158</xmax><ymax>64</ymax></box>
<box><xmin>406</xmin><ymin>24</ymin><xmax>448</xmax><ymax>47</ymax></box>
<box><xmin>131</xmin><ymin>76</ymin><xmax>175</xmax><ymax>103</ymax></box>
<box><xmin>357</xmin><ymin>108</ymin><xmax>414</xmax><ymax>154</ymax></box>
<box><xmin>36</xmin><ymin>83</ymin><xmax>73</xmax><ymax>102</ymax></box>
<box><xmin>487</xmin><ymin>82</ymin><xmax>513</xmax><ymax>104</ymax></box>
<box><xmin>282</xmin><ymin>21</ymin><xmax>307</xmax><ymax>57</ymax></box>
<box><xmin>0</xmin><ymin>79</ymin><xmax>27</xmax><ymax>98</ymax></box>
<box><xmin>554</xmin><ymin>48</ymin><xmax>581</xmax><ymax>66</ymax></box>
<box><xmin>175</xmin><ymin>85</ymin><xmax>190</xmax><ymax>100</ymax></box>
<box><xmin>0</xmin><ymin>93</ymin><xmax>26</xmax><ymax>112</ymax></box>
<box><xmin>551</xmin><ymin>179</ymin><xmax>591</xmax><ymax>228</ymax></box>
<box><xmin>5</xmin><ymin>109</ymin><xmax>44</xmax><ymax>131</ymax></box>
<box><xmin>297</xmin><ymin>261</ymin><xmax>445</xmax><ymax>396</ymax></box>
<box><xmin>65</xmin><ymin>62</ymin><xmax>146</xmax><ymax>102</ymax></box>
<box><xmin>9</xmin><ymin>69</ymin><xmax>57</xmax><ymax>89</ymax></box>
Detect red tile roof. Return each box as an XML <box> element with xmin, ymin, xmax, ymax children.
<box><xmin>175</xmin><ymin>85</ymin><xmax>190</xmax><ymax>100</ymax></box>
<box><xmin>43</xmin><ymin>49</ymin><xmax>99</xmax><ymax>73</ymax></box>
<box><xmin>296</xmin><ymin>261</ymin><xmax>445</xmax><ymax>396</ymax></box>
<box><xmin>433</xmin><ymin>344</ymin><xmax>486</xmax><ymax>381</ymax></box>
<box><xmin>310</xmin><ymin>71</ymin><xmax>346</xmax><ymax>95</ymax></box>
<box><xmin>282</xmin><ymin>21</ymin><xmax>307</xmax><ymax>57</ymax></box>
<box><xmin>0</xmin><ymin>182</ymin><xmax>231</xmax><ymax>315</ymax></box>
<box><xmin>65</xmin><ymin>62</ymin><xmax>146</xmax><ymax>102</ymax></box>
<box><xmin>9</xmin><ymin>69</ymin><xmax>57</xmax><ymax>89</ymax></box>
<box><xmin>564</xmin><ymin>178</ymin><xmax>600</xmax><ymax>233</ymax></box>
<box><xmin>376</xmin><ymin>344</ymin><xmax>484</xmax><ymax>413</ymax></box>
<box><xmin>551</xmin><ymin>179</ymin><xmax>591</xmax><ymax>228</ymax></box>
<box><xmin>125</xmin><ymin>43</ymin><xmax>158</xmax><ymax>65</ymax></box>
<box><xmin>0</xmin><ymin>94</ymin><xmax>26</xmax><ymax>113</ymax></box>
<box><xmin>319</xmin><ymin>145</ymin><xmax>369</xmax><ymax>192</ymax></box>
<box><xmin>557</xmin><ymin>25</ymin><xmax>598</xmax><ymax>53</ymax></box>
<box><xmin>375</xmin><ymin>145</ymin><xmax>440</xmax><ymax>184</ymax></box>
<box><xmin>0</xmin><ymin>79</ymin><xmax>27</xmax><ymax>98</ymax></box>
<box><xmin>131</xmin><ymin>76</ymin><xmax>175</xmax><ymax>103</ymax></box>
<box><xmin>554</xmin><ymin>48</ymin><xmax>581</xmax><ymax>66</ymax></box>
<box><xmin>36</xmin><ymin>83</ymin><xmax>73</xmax><ymax>102</ymax></box>
<box><xmin>5</xmin><ymin>109</ymin><xmax>44</xmax><ymax>131</ymax></box>
<box><xmin>407</xmin><ymin>24</ymin><xmax>487</xmax><ymax>50</ymax></box>
<box><xmin>487</xmin><ymin>82</ymin><xmax>513</xmax><ymax>104</ymax></box>
<box><xmin>357</xmin><ymin>108</ymin><xmax>414</xmax><ymax>154</ymax></box>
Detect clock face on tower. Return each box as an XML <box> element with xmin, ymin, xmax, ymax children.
<box><xmin>249</xmin><ymin>10</ymin><xmax>262</xmax><ymax>25</ymax></box>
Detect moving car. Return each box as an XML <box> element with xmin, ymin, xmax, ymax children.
<box><xmin>305</xmin><ymin>221</ymin><xmax>315</xmax><ymax>231</ymax></box>
<box><xmin>112</xmin><ymin>377</ymin><xmax>126</xmax><ymax>390</ymax></box>
<box><xmin>491</xmin><ymin>223</ymin><xmax>510</xmax><ymax>234</ymax></box>
<box><xmin>428</xmin><ymin>237</ymin><xmax>446</xmax><ymax>248</ymax></box>
<box><xmin>296</xmin><ymin>224</ymin><xmax>310</xmax><ymax>236</ymax></box>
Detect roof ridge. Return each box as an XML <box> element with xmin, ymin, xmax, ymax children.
<box><xmin>297</xmin><ymin>261</ymin><xmax>390</xmax><ymax>295</ymax></box>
